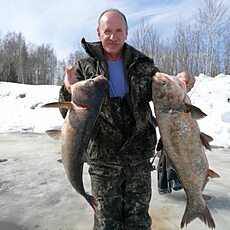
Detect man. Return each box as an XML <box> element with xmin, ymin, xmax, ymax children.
<box><xmin>59</xmin><ymin>8</ymin><xmax>194</xmax><ymax>230</ymax></box>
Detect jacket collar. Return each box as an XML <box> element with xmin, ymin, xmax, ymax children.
<box><xmin>81</xmin><ymin>38</ymin><xmax>150</xmax><ymax>66</ymax></box>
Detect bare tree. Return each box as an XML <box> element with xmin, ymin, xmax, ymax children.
<box><xmin>0</xmin><ymin>32</ymin><xmax>27</xmax><ymax>83</ymax></box>
<box><xmin>222</xmin><ymin>17</ymin><xmax>230</xmax><ymax>74</ymax></box>
<box><xmin>27</xmin><ymin>43</ymin><xmax>57</xmax><ymax>85</ymax></box>
<box><xmin>55</xmin><ymin>59</ymin><xmax>66</xmax><ymax>85</ymax></box>
<box><xmin>0</xmin><ymin>31</ymin><xmax>59</xmax><ymax>85</ymax></box>
<box><xmin>196</xmin><ymin>0</ymin><xmax>227</xmax><ymax>76</ymax></box>
<box><xmin>173</xmin><ymin>22</ymin><xmax>193</xmax><ymax>73</ymax></box>
<box><xmin>129</xmin><ymin>19</ymin><xmax>161</xmax><ymax>59</ymax></box>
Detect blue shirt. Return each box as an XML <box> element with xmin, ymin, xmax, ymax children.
<box><xmin>107</xmin><ymin>59</ymin><xmax>129</xmax><ymax>97</ymax></box>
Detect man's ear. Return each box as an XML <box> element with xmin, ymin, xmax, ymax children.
<box><xmin>97</xmin><ymin>29</ymin><xmax>101</xmax><ymax>40</ymax></box>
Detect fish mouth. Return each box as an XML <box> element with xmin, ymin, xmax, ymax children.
<box><xmin>75</xmin><ymin>104</ymin><xmax>90</xmax><ymax>110</ymax></box>
<box><xmin>153</xmin><ymin>74</ymin><xmax>187</xmax><ymax>95</ymax></box>
<box><xmin>152</xmin><ymin>75</ymin><xmax>167</xmax><ymax>89</ymax></box>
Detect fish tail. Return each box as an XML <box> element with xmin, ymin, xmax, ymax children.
<box><xmin>85</xmin><ymin>193</ymin><xmax>98</xmax><ymax>213</ymax></box>
<box><xmin>181</xmin><ymin>204</ymin><xmax>215</xmax><ymax>229</ymax></box>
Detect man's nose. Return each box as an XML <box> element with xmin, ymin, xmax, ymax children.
<box><xmin>109</xmin><ymin>33</ymin><xmax>117</xmax><ymax>41</ymax></box>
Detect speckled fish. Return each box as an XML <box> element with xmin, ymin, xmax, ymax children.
<box><xmin>152</xmin><ymin>73</ymin><xmax>219</xmax><ymax>229</ymax></box>
<box><xmin>42</xmin><ymin>75</ymin><xmax>108</xmax><ymax>213</ymax></box>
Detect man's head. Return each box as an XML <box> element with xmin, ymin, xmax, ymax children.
<box><xmin>97</xmin><ymin>9</ymin><xmax>128</xmax><ymax>60</ymax></box>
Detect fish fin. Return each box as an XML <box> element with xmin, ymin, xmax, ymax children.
<box><xmin>57</xmin><ymin>159</ymin><xmax>62</xmax><ymax>163</ymax></box>
<box><xmin>200</xmin><ymin>132</ymin><xmax>213</xmax><ymax>150</ymax></box>
<box><xmin>208</xmin><ymin>168</ymin><xmax>220</xmax><ymax>178</ymax></box>
<box><xmin>184</xmin><ymin>103</ymin><xmax>207</xmax><ymax>119</ymax></box>
<box><xmin>41</xmin><ymin>102</ymin><xmax>72</xmax><ymax>110</ymax></box>
<box><xmin>203</xmin><ymin>169</ymin><xmax>220</xmax><ymax>191</ymax></box>
<box><xmin>45</xmin><ymin>129</ymin><xmax>62</xmax><ymax>140</ymax></box>
<box><xmin>201</xmin><ymin>132</ymin><xmax>214</xmax><ymax>143</ymax></box>
<box><xmin>85</xmin><ymin>193</ymin><xmax>98</xmax><ymax>214</ymax></box>
<box><xmin>181</xmin><ymin>204</ymin><xmax>215</xmax><ymax>229</ymax></box>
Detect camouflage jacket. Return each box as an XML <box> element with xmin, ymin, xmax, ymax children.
<box><xmin>60</xmin><ymin>38</ymin><xmax>160</xmax><ymax>165</ymax></box>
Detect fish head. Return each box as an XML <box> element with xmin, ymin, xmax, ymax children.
<box><xmin>152</xmin><ymin>73</ymin><xmax>187</xmax><ymax>110</ymax></box>
<box><xmin>71</xmin><ymin>75</ymin><xmax>108</xmax><ymax>108</ymax></box>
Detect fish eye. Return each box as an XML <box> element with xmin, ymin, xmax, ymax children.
<box><xmin>87</xmin><ymin>79</ymin><xmax>95</xmax><ymax>85</ymax></box>
<box><xmin>84</xmin><ymin>79</ymin><xmax>95</xmax><ymax>88</ymax></box>
<box><xmin>161</xmin><ymin>81</ymin><xmax>166</xmax><ymax>86</ymax></box>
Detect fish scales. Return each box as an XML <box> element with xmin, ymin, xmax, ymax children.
<box><xmin>152</xmin><ymin>73</ymin><xmax>218</xmax><ymax>229</ymax></box>
<box><xmin>42</xmin><ymin>75</ymin><xmax>108</xmax><ymax>213</ymax></box>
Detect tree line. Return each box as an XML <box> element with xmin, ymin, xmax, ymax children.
<box><xmin>130</xmin><ymin>0</ymin><xmax>230</xmax><ymax>76</ymax></box>
<box><xmin>0</xmin><ymin>0</ymin><xmax>229</xmax><ymax>86</ymax></box>
<box><xmin>0</xmin><ymin>32</ymin><xmax>60</xmax><ymax>85</ymax></box>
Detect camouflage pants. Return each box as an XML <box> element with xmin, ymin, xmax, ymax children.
<box><xmin>89</xmin><ymin>160</ymin><xmax>152</xmax><ymax>230</ymax></box>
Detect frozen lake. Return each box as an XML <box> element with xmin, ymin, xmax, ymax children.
<box><xmin>0</xmin><ymin>133</ymin><xmax>229</xmax><ymax>230</ymax></box>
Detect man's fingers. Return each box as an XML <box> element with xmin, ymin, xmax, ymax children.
<box><xmin>65</xmin><ymin>65</ymin><xmax>75</xmax><ymax>75</ymax></box>
<box><xmin>155</xmin><ymin>72</ymin><xmax>171</xmax><ymax>78</ymax></box>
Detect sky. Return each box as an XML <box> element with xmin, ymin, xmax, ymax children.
<box><xmin>0</xmin><ymin>73</ymin><xmax>229</xmax><ymax>148</ymax></box>
<box><xmin>1</xmin><ymin>0</ymin><xmax>229</xmax><ymax>60</ymax></box>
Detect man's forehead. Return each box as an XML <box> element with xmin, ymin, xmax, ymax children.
<box><xmin>100</xmin><ymin>11</ymin><xmax>125</xmax><ymax>24</ymax></box>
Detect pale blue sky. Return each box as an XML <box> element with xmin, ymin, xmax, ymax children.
<box><xmin>0</xmin><ymin>0</ymin><xmax>229</xmax><ymax>60</ymax></box>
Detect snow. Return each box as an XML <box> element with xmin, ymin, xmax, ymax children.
<box><xmin>188</xmin><ymin>74</ymin><xmax>230</xmax><ymax>148</ymax></box>
<box><xmin>0</xmin><ymin>82</ymin><xmax>63</xmax><ymax>133</ymax></box>
<box><xmin>0</xmin><ymin>73</ymin><xmax>229</xmax><ymax>148</ymax></box>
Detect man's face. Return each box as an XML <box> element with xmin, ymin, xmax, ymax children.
<box><xmin>98</xmin><ymin>11</ymin><xmax>128</xmax><ymax>60</ymax></box>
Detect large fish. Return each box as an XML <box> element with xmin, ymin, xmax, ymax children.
<box><xmin>42</xmin><ymin>75</ymin><xmax>108</xmax><ymax>213</ymax></box>
<box><xmin>152</xmin><ymin>73</ymin><xmax>219</xmax><ymax>229</ymax></box>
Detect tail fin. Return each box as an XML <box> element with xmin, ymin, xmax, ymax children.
<box><xmin>181</xmin><ymin>204</ymin><xmax>215</xmax><ymax>229</ymax></box>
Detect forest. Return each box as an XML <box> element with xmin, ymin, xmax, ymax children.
<box><xmin>0</xmin><ymin>0</ymin><xmax>229</xmax><ymax>85</ymax></box>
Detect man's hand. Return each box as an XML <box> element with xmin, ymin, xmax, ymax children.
<box><xmin>64</xmin><ymin>65</ymin><xmax>77</xmax><ymax>93</ymax></box>
<box><xmin>176</xmin><ymin>72</ymin><xmax>195</xmax><ymax>93</ymax></box>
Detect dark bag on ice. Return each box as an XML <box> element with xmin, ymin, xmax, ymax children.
<box><xmin>156</xmin><ymin>138</ymin><xmax>183</xmax><ymax>194</ymax></box>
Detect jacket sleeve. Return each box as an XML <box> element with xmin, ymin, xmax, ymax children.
<box><xmin>58</xmin><ymin>84</ymin><xmax>71</xmax><ymax>118</ymax></box>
